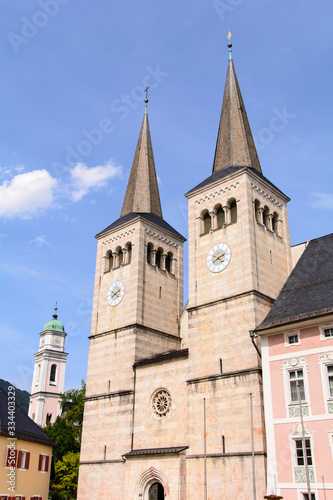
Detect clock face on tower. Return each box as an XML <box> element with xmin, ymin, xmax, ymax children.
<box><xmin>53</xmin><ymin>336</ymin><xmax>61</xmax><ymax>346</ymax></box>
<box><xmin>206</xmin><ymin>243</ymin><xmax>231</xmax><ymax>273</ymax></box>
<box><xmin>107</xmin><ymin>280</ymin><xmax>125</xmax><ymax>306</ymax></box>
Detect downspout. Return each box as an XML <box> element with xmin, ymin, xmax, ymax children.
<box><xmin>249</xmin><ymin>330</ymin><xmax>262</xmax><ymax>359</ymax></box>
<box><xmin>131</xmin><ymin>365</ymin><xmax>136</xmax><ymax>451</ymax></box>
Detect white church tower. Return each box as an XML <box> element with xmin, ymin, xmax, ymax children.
<box><xmin>28</xmin><ymin>304</ymin><xmax>68</xmax><ymax>426</ymax></box>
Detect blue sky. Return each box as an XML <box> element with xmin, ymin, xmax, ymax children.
<box><xmin>1</xmin><ymin>1</ymin><xmax>332</xmax><ymax>393</ymax></box>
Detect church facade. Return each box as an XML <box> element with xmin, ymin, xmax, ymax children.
<box><xmin>78</xmin><ymin>41</ymin><xmax>293</xmax><ymax>499</ymax></box>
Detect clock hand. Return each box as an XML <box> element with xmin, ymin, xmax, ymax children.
<box><xmin>111</xmin><ymin>288</ymin><xmax>121</xmax><ymax>297</ymax></box>
<box><xmin>213</xmin><ymin>252</ymin><xmax>226</xmax><ymax>263</ymax></box>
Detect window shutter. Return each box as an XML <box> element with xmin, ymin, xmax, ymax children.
<box><xmin>38</xmin><ymin>454</ymin><xmax>43</xmax><ymax>471</ymax></box>
<box><xmin>45</xmin><ymin>455</ymin><xmax>49</xmax><ymax>472</ymax></box>
<box><xmin>25</xmin><ymin>452</ymin><xmax>30</xmax><ymax>470</ymax></box>
<box><xmin>6</xmin><ymin>448</ymin><xmax>17</xmax><ymax>467</ymax></box>
<box><xmin>17</xmin><ymin>451</ymin><xmax>23</xmax><ymax>468</ymax></box>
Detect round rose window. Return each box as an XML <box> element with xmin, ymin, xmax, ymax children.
<box><xmin>151</xmin><ymin>388</ymin><xmax>172</xmax><ymax>419</ymax></box>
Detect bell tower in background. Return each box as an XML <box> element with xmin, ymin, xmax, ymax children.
<box><xmin>28</xmin><ymin>305</ymin><xmax>68</xmax><ymax>426</ymax></box>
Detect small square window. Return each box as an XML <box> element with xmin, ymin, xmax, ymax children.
<box><xmin>302</xmin><ymin>494</ymin><xmax>316</xmax><ymax>500</ymax></box>
<box><xmin>324</xmin><ymin>328</ymin><xmax>333</xmax><ymax>338</ymax></box>
<box><xmin>284</xmin><ymin>332</ymin><xmax>300</xmax><ymax>347</ymax></box>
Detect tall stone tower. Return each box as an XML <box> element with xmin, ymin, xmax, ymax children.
<box><xmin>78</xmin><ymin>38</ymin><xmax>293</xmax><ymax>499</ymax></box>
<box><xmin>28</xmin><ymin>305</ymin><xmax>68</xmax><ymax>426</ymax></box>
<box><xmin>78</xmin><ymin>99</ymin><xmax>185</xmax><ymax>497</ymax></box>
<box><xmin>183</xmin><ymin>37</ymin><xmax>293</xmax><ymax>496</ymax></box>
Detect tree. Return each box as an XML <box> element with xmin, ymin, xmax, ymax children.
<box><xmin>43</xmin><ymin>381</ymin><xmax>85</xmax><ymax>498</ymax></box>
<box><xmin>51</xmin><ymin>451</ymin><xmax>80</xmax><ymax>500</ymax></box>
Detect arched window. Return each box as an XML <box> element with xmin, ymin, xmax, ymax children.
<box><xmin>125</xmin><ymin>242</ymin><xmax>132</xmax><ymax>264</ymax></box>
<box><xmin>104</xmin><ymin>250</ymin><xmax>113</xmax><ymax>272</ymax></box>
<box><xmin>118</xmin><ymin>249</ymin><xmax>124</xmax><ymax>266</ymax></box>
<box><xmin>263</xmin><ymin>206</ymin><xmax>270</xmax><ymax>229</ymax></box>
<box><xmin>156</xmin><ymin>248</ymin><xmax>163</xmax><ymax>268</ymax></box>
<box><xmin>230</xmin><ymin>199</ymin><xmax>237</xmax><ymax>223</ymax></box>
<box><xmin>49</xmin><ymin>364</ymin><xmax>57</xmax><ymax>383</ymax></box>
<box><xmin>273</xmin><ymin>212</ymin><xmax>280</xmax><ymax>235</ymax></box>
<box><xmin>147</xmin><ymin>243</ymin><xmax>153</xmax><ymax>264</ymax></box>
<box><xmin>254</xmin><ymin>200</ymin><xmax>261</xmax><ymax>224</ymax></box>
<box><xmin>149</xmin><ymin>482</ymin><xmax>164</xmax><ymax>500</ymax></box>
<box><xmin>203</xmin><ymin>211</ymin><xmax>211</xmax><ymax>234</ymax></box>
<box><xmin>216</xmin><ymin>205</ymin><xmax>225</xmax><ymax>228</ymax></box>
<box><xmin>165</xmin><ymin>252</ymin><xmax>173</xmax><ymax>273</ymax></box>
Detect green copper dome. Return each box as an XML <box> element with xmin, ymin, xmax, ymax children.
<box><xmin>43</xmin><ymin>304</ymin><xmax>65</xmax><ymax>333</ymax></box>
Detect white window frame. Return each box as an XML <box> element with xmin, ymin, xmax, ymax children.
<box><xmin>284</xmin><ymin>330</ymin><xmax>301</xmax><ymax>347</ymax></box>
<box><xmin>300</xmin><ymin>493</ymin><xmax>316</xmax><ymax>500</ymax></box>
<box><xmin>320</xmin><ymin>323</ymin><xmax>333</xmax><ymax>341</ymax></box>
<box><xmin>319</xmin><ymin>352</ymin><xmax>333</xmax><ymax>413</ymax></box>
<box><xmin>290</xmin><ymin>426</ymin><xmax>316</xmax><ymax>485</ymax></box>
<box><xmin>288</xmin><ymin>368</ymin><xmax>307</xmax><ymax>404</ymax></box>
<box><xmin>294</xmin><ymin>437</ymin><xmax>313</xmax><ymax>467</ymax></box>
<box><xmin>17</xmin><ymin>450</ymin><xmax>29</xmax><ymax>470</ymax></box>
<box><xmin>282</xmin><ymin>357</ymin><xmax>310</xmax><ymax>415</ymax></box>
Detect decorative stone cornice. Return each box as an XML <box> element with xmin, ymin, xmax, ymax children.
<box><xmin>251</xmin><ymin>182</ymin><xmax>283</xmax><ymax>208</ymax></box>
<box><xmin>102</xmin><ymin>228</ymin><xmax>135</xmax><ymax>245</ymax></box>
<box><xmin>194</xmin><ymin>181</ymin><xmax>240</xmax><ymax>205</ymax></box>
<box><xmin>145</xmin><ymin>229</ymin><xmax>179</xmax><ymax>249</ymax></box>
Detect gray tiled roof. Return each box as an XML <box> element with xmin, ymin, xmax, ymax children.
<box><xmin>0</xmin><ymin>387</ymin><xmax>55</xmax><ymax>447</ymax></box>
<box><xmin>124</xmin><ymin>446</ymin><xmax>188</xmax><ymax>457</ymax></box>
<box><xmin>256</xmin><ymin>233</ymin><xmax>333</xmax><ymax>331</ymax></box>
<box><xmin>96</xmin><ymin>212</ymin><xmax>186</xmax><ymax>241</ymax></box>
<box><xmin>185</xmin><ymin>165</ymin><xmax>289</xmax><ymax>199</ymax></box>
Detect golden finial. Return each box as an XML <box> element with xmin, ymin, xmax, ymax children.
<box><xmin>227</xmin><ymin>29</ymin><xmax>232</xmax><ymax>43</ymax></box>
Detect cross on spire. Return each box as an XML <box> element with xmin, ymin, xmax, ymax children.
<box><xmin>144</xmin><ymin>86</ymin><xmax>150</xmax><ymax>114</ymax></box>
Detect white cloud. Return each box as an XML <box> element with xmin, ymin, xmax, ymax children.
<box><xmin>70</xmin><ymin>161</ymin><xmax>122</xmax><ymax>201</ymax></box>
<box><xmin>308</xmin><ymin>192</ymin><xmax>333</xmax><ymax>210</ymax></box>
<box><xmin>29</xmin><ymin>235</ymin><xmax>50</xmax><ymax>247</ymax></box>
<box><xmin>0</xmin><ymin>169</ymin><xmax>58</xmax><ymax>219</ymax></box>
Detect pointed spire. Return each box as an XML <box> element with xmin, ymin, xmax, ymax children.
<box><xmin>120</xmin><ymin>93</ymin><xmax>162</xmax><ymax>218</ymax></box>
<box><xmin>212</xmin><ymin>32</ymin><xmax>262</xmax><ymax>174</ymax></box>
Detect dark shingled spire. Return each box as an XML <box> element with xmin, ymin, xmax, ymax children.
<box><xmin>120</xmin><ymin>105</ymin><xmax>162</xmax><ymax>218</ymax></box>
<box><xmin>212</xmin><ymin>37</ymin><xmax>262</xmax><ymax>174</ymax></box>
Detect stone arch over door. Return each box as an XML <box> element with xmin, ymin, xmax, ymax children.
<box><xmin>135</xmin><ymin>466</ymin><xmax>169</xmax><ymax>499</ymax></box>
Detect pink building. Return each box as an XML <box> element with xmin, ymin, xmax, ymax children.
<box><xmin>28</xmin><ymin>305</ymin><xmax>68</xmax><ymax>426</ymax></box>
<box><xmin>256</xmin><ymin>234</ymin><xmax>333</xmax><ymax>500</ymax></box>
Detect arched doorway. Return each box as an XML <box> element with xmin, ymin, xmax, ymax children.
<box><xmin>148</xmin><ymin>481</ymin><xmax>164</xmax><ymax>500</ymax></box>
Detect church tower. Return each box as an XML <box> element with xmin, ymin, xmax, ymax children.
<box><xmin>183</xmin><ymin>35</ymin><xmax>292</xmax><ymax>495</ymax></box>
<box><xmin>28</xmin><ymin>305</ymin><xmax>68</xmax><ymax>426</ymax></box>
<box><xmin>78</xmin><ymin>97</ymin><xmax>185</xmax><ymax>496</ymax></box>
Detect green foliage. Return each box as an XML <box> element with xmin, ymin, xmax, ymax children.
<box><xmin>51</xmin><ymin>451</ymin><xmax>80</xmax><ymax>500</ymax></box>
<box><xmin>43</xmin><ymin>381</ymin><xmax>85</xmax><ymax>499</ymax></box>
<box><xmin>44</xmin><ymin>417</ymin><xmax>80</xmax><ymax>463</ymax></box>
